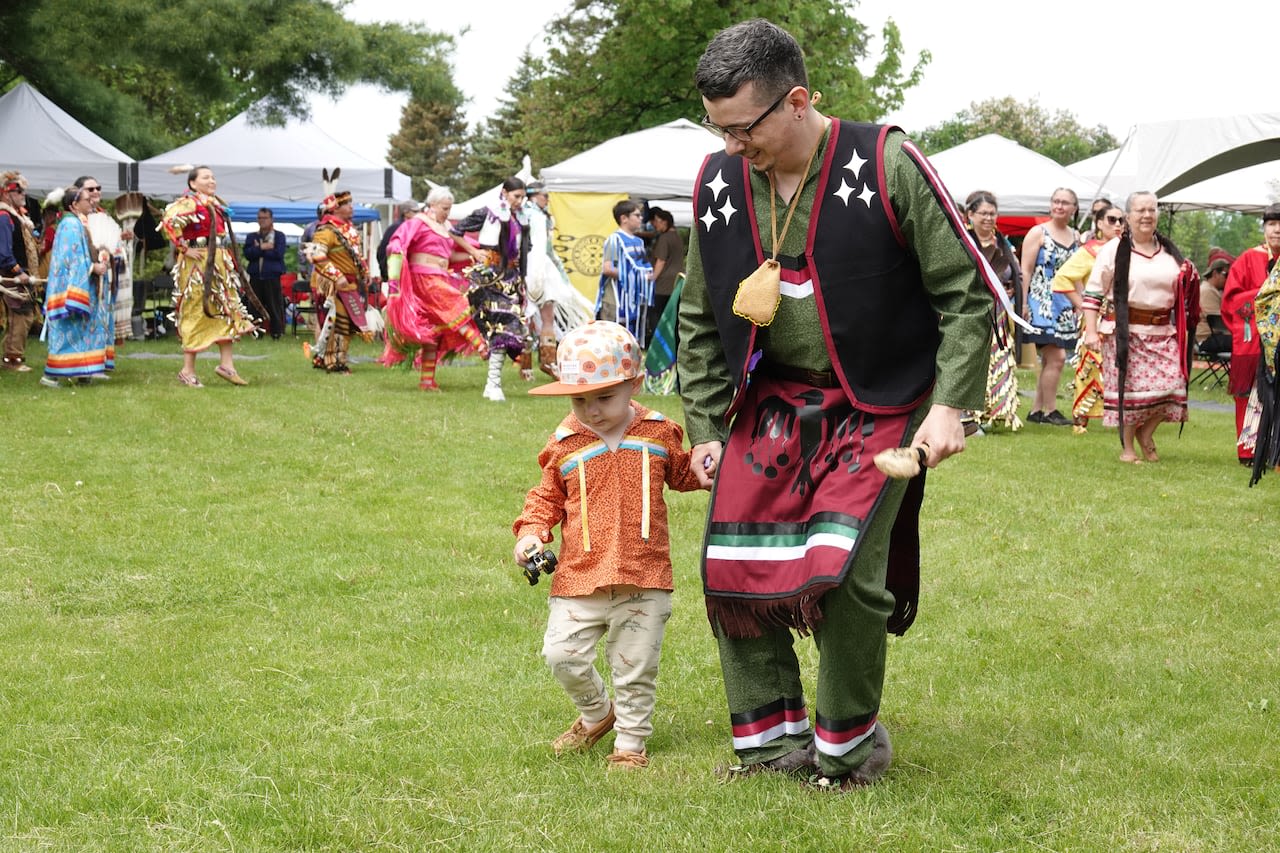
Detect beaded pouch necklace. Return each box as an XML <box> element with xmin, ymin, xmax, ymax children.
<box><xmin>732</xmin><ymin>124</ymin><xmax>827</xmax><ymax>326</ymax></box>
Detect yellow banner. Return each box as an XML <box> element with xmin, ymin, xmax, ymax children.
<box><xmin>548</xmin><ymin>192</ymin><xmax>626</xmax><ymax>305</ymax></box>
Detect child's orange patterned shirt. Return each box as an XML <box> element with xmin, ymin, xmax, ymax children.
<box><xmin>514</xmin><ymin>403</ymin><xmax>703</xmax><ymax>596</ymax></box>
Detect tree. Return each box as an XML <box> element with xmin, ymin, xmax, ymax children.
<box><xmin>464</xmin><ymin>0</ymin><xmax>929</xmax><ymax>182</ymax></box>
<box><xmin>914</xmin><ymin>97</ymin><xmax>1118</xmax><ymax>165</ymax></box>
<box><xmin>0</xmin><ymin>0</ymin><xmax>458</xmax><ymax>158</ymax></box>
<box><xmin>1168</xmin><ymin>209</ymin><xmax>1263</xmax><ymax>268</ymax></box>
<box><xmin>388</xmin><ymin>96</ymin><xmax>470</xmax><ymax>199</ymax></box>
<box><xmin>461</xmin><ymin>52</ymin><xmax>544</xmax><ymax>199</ymax></box>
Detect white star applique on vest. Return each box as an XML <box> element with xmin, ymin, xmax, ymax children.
<box><xmin>705</xmin><ymin>169</ymin><xmax>729</xmax><ymax>201</ymax></box>
<box><xmin>700</xmin><ymin>206</ymin><xmax>719</xmax><ymax>231</ymax></box>
<box><xmin>833</xmin><ymin>144</ymin><xmax>875</xmax><ymax>207</ymax></box>
<box><xmin>832</xmin><ymin>178</ymin><xmax>856</xmax><ymax>205</ymax></box>
<box><xmin>842</xmin><ymin>148</ymin><xmax>868</xmax><ymax>180</ymax></box>
<box><xmin>717</xmin><ymin>196</ymin><xmax>737</xmax><ymax>225</ymax></box>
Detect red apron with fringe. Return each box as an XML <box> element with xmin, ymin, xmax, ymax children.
<box><xmin>703</xmin><ymin>376</ymin><xmax>921</xmax><ymax>639</ymax></box>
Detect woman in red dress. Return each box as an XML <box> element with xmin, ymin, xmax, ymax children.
<box><xmin>379</xmin><ymin>187</ymin><xmax>487</xmax><ymax>390</ymax></box>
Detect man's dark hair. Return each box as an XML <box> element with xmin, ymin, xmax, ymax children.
<box><xmin>695</xmin><ymin>19</ymin><xmax>808</xmax><ymax>102</ymax></box>
<box><xmin>258</xmin><ymin>207</ymin><xmax>273</xmax><ymax>216</ymax></box>
<box><xmin>649</xmin><ymin>207</ymin><xmax>674</xmax><ymax>227</ymax></box>
<box><xmin>612</xmin><ymin>199</ymin><xmax>641</xmax><ymax>225</ymax></box>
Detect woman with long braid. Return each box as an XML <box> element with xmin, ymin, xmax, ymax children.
<box><xmin>1081</xmin><ymin>192</ymin><xmax>1199</xmax><ymax>464</ymax></box>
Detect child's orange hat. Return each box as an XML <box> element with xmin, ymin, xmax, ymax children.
<box><xmin>528</xmin><ymin>321</ymin><xmax>642</xmax><ymax>396</ymax></box>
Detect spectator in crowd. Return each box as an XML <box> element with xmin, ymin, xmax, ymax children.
<box><xmin>1196</xmin><ymin>248</ymin><xmax>1233</xmax><ymax>354</ymax></box>
<box><xmin>646</xmin><ymin>206</ymin><xmax>684</xmax><ymax>346</ymax></box>
<box><xmin>597</xmin><ymin>199</ymin><xmax>653</xmax><ymax>343</ymax></box>
<box><xmin>1020</xmin><ymin>188</ymin><xmax>1081</xmax><ymax>425</ymax></box>
<box><xmin>243</xmin><ymin>207</ymin><xmax>287</xmax><ymax>339</ymax></box>
<box><xmin>962</xmin><ymin>190</ymin><xmax>1022</xmax><ymax>432</ymax></box>
<box><xmin>377</xmin><ymin>199</ymin><xmax>420</xmax><ymax>283</ymax></box>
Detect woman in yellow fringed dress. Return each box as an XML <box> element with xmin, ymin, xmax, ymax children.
<box><xmin>160</xmin><ymin>166</ymin><xmax>257</xmax><ymax>388</ymax></box>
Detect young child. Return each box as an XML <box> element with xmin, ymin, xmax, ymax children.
<box><xmin>513</xmin><ymin>320</ymin><xmax>705</xmax><ymax>769</ymax></box>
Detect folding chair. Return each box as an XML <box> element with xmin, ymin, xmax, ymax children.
<box><xmin>288</xmin><ymin>279</ymin><xmax>315</xmax><ymax>336</ymax></box>
<box><xmin>1192</xmin><ymin>315</ymin><xmax>1231</xmax><ymax>390</ymax></box>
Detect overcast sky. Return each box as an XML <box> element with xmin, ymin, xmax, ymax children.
<box><xmin>310</xmin><ymin>0</ymin><xmax>1277</xmax><ymax>168</ymax></box>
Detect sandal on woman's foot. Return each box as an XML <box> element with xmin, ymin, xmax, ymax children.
<box><xmin>214</xmin><ymin>365</ymin><xmax>248</xmax><ymax>386</ymax></box>
<box><xmin>1119</xmin><ymin>452</ymin><xmax>1142</xmax><ymax>465</ymax></box>
<box><xmin>178</xmin><ymin>371</ymin><xmax>203</xmax><ymax>388</ymax></box>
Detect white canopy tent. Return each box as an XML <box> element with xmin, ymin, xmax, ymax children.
<box><xmin>1072</xmin><ymin>112</ymin><xmax>1280</xmax><ymax>210</ymax></box>
<box><xmin>0</xmin><ymin>82</ymin><xmax>136</xmax><ymax>194</ymax></box>
<box><xmin>1067</xmin><ymin>145</ymin><xmax>1138</xmax><ymax>204</ymax></box>
<box><xmin>925</xmin><ymin>134</ymin><xmax>1099</xmax><ymax>216</ymax></box>
<box><xmin>1131</xmin><ymin>112</ymin><xmax>1280</xmax><ymax>197</ymax></box>
<box><xmin>449</xmin><ymin>156</ymin><xmax>535</xmax><ymax>220</ymax></box>
<box><xmin>1160</xmin><ymin>160</ymin><xmax>1280</xmax><ymax>213</ymax></box>
<box><xmin>541</xmin><ymin>118</ymin><xmax>723</xmax><ymax>199</ymax></box>
<box><xmin>137</xmin><ymin>108</ymin><xmax>412</xmax><ymax>202</ymax></box>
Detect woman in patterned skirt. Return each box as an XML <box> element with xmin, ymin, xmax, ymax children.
<box><xmin>1081</xmin><ymin>192</ymin><xmax>1199</xmax><ymax>464</ymax></box>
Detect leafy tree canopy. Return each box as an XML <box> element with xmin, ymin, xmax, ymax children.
<box><xmin>913</xmin><ymin>96</ymin><xmax>1118</xmax><ymax>165</ymax></box>
<box><xmin>0</xmin><ymin>0</ymin><xmax>458</xmax><ymax>158</ymax></box>
<box><xmin>388</xmin><ymin>95</ymin><xmax>469</xmax><ymax>199</ymax></box>
<box><xmin>465</xmin><ymin>1</ymin><xmax>929</xmax><ymax>187</ymax></box>
<box><xmin>1169</xmin><ymin>209</ymin><xmax>1264</xmax><ymax>268</ymax></box>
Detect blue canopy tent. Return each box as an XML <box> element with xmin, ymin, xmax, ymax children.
<box><xmin>224</xmin><ymin>201</ymin><xmax>379</xmax><ymax>225</ymax></box>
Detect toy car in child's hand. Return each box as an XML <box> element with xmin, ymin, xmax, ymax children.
<box><xmin>522</xmin><ymin>546</ymin><xmax>558</xmax><ymax>586</ymax></box>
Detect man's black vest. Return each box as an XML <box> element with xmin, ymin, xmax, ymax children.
<box><xmin>695</xmin><ymin>120</ymin><xmax>940</xmax><ymax>415</ymax></box>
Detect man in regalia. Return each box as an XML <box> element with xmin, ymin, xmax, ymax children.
<box><xmin>678</xmin><ymin>19</ymin><xmax>995</xmax><ymax>790</ymax></box>
<box><xmin>306</xmin><ymin>172</ymin><xmax>370</xmax><ymax>373</ymax></box>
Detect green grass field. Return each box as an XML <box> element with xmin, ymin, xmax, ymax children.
<box><xmin>1</xmin><ymin>336</ymin><xmax>1275</xmax><ymax>851</ymax></box>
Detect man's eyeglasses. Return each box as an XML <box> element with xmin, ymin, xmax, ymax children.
<box><xmin>1104</xmin><ymin>215</ymin><xmax>1124</xmax><ymax>225</ymax></box>
<box><xmin>700</xmin><ymin>91</ymin><xmax>788</xmax><ymax>143</ymax></box>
